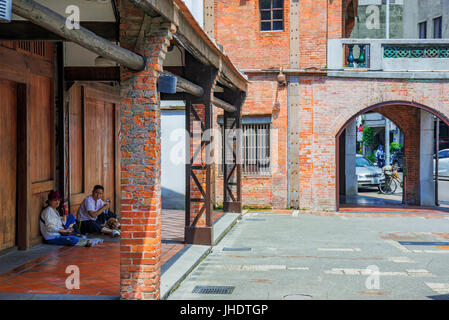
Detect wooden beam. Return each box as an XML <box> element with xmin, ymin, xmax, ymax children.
<box><xmin>212</xmin><ymin>97</ymin><xmax>236</xmax><ymax>113</ymax></box>
<box><xmin>0</xmin><ymin>21</ymin><xmax>118</xmax><ymax>41</ymax></box>
<box><xmin>161</xmin><ymin>71</ymin><xmax>236</xmax><ymax>112</ymax></box>
<box><xmin>12</xmin><ymin>0</ymin><xmax>145</xmax><ymax>71</ymax></box>
<box><xmin>162</xmin><ymin>71</ymin><xmax>203</xmax><ymax>97</ymax></box>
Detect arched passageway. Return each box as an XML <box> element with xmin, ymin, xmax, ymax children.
<box><xmin>336</xmin><ymin>101</ymin><xmax>449</xmax><ymax>211</ymax></box>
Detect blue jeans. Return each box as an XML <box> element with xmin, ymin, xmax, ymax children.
<box><xmin>46</xmin><ymin>235</ymin><xmax>79</xmax><ymax>246</ymax></box>
<box><xmin>46</xmin><ymin>214</ymin><xmax>79</xmax><ymax>246</ymax></box>
<box><xmin>64</xmin><ymin>214</ymin><xmax>76</xmax><ymax>229</ymax></box>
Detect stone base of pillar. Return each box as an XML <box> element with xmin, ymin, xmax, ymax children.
<box><xmin>185</xmin><ymin>226</ymin><xmax>213</xmax><ymax>245</ymax></box>
<box><xmin>224</xmin><ymin>201</ymin><xmax>241</xmax><ymax>213</ymax></box>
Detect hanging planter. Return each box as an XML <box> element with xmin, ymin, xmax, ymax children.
<box><xmin>157</xmin><ymin>74</ymin><xmax>177</xmax><ymax>94</ymax></box>
<box><xmin>0</xmin><ymin>0</ymin><xmax>12</xmax><ymax>23</ymax></box>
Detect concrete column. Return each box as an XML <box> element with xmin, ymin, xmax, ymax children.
<box><xmin>420</xmin><ymin>110</ymin><xmax>435</xmax><ymax>206</ymax></box>
<box><xmin>345</xmin><ymin>120</ymin><xmax>358</xmax><ymax>196</ymax></box>
<box><xmin>385</xmin><ymin>118</ymin><xmax>391</xmax><ymax>165</ymax></box>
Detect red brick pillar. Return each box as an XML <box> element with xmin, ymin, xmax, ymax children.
<box><xmin>378</xmin><ymin>106</ymin><xmax>421</xmax><ymax>205</ymax></box>
<box><xmin>119</xmin><ymin>10</ymin><xmax>175</xmax><ymax>299</ymax></box>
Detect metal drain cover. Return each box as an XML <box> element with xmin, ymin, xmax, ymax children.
<box><xmin>192</xmin><ymin>286</ymin><xmax>235</xmax><ymax>295</ymax></box>
<box><xmin>283</xmin><ymin>294</ymin><xmax>313</xmax><ymax>300</ymax></box>
<box><xmin>222</xmin><ymin>247</ymin><xmax>252</xmax><ymax>251</ymax></box>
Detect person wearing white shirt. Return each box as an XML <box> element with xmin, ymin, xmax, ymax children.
<box><xmin>40</xmin><ymin>190</ymin><xmax>92</xmax><ymax>247</ymax></box>
<box><xmin>77</xmin><ymin>185</ymin><xmax>120</xmax><ymax>237</ymax></box>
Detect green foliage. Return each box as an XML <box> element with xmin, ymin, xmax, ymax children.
<box><xmin>361</xmin><ymin>126</ymin><xmax>375</xmax><ymax>147</ymax></box>
<box><xmin>366</xmin><ymin>151</ymin><xmax>376</xmax><ymax>163</ymax></box>
<box><xmin>390</xmin><ymin>142</ymin><xmax>402</xmax><ymax>153</ymax></box>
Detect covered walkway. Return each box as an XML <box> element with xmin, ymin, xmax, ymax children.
<box><xmin>0</xmin><ymin>209</ymin><xmax>228</xmax><ymax>299</ymax></box>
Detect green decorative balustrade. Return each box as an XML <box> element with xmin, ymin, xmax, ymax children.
<box><xmin>384</xmin><ymin>45</ymin><xmax>449</xmax><ymax>58</ymax></box>
<box><xmin>345</xmin><ymin>44</ymin><xmax>369</xmax><ymax>68</ymax></box>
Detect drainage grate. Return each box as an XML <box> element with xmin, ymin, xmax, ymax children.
<box><xmin>192</xmin><ymin>286</ymin><xmax>235</xmax><ymax>295</ymax></box>
<box><xmin>222</xmin><ymin>247</ymin><xmax>252</xmax><ymax>252</ymax></box>
<box><xmin>244</xmin><ymin>218</ymin><xmax>266</xmax><ymax>221</ymax></box>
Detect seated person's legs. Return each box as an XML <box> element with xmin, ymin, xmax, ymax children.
<box><xmin>80</xmin><ymin>220</ymin><xmax>103</xmax><ymax>234</ymax></box>
<box><xmin>96</xmin><ymin>211</ymin><xmax>117</xmax><ymax>225</ymax></box>
<box><xmin>63</xmin><ymin>214</ymin><xmax>76</xmax><ymax>229</ymax></box>
<box><xmin>80</xmin><ymin>219</ymin><xmax>120</xmax><ymax>237</ymax></box>
<box><xmin>46</xmin><ymin>235</ymin><xmax>79</xmax><ymax>246</ymax></box>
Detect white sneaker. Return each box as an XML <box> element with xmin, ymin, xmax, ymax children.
<box><xmin>112</xmin><ymin>230</ymin><xmax>120</xmax><ymax>237</ymax></box>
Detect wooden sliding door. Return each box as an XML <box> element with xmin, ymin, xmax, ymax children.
<box><xmin>68</xmin><ymin>82</ymin><xmax>120</xmax><ymax>216</ymax></box>
<box><xmin>0</xmin><ymin>80</ymin><xmax>18</xmax><ymax>251</ymax></box>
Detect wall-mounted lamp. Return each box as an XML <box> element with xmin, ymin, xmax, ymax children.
<box><xmin>0</xmin><ymin>0</ymin><xmax>12</xmax><ymax>23</ymax></box>
<box><xmin>277</xmin><ymin>67</ymin><xmax>286</xmax><ymax>87</ymax></box>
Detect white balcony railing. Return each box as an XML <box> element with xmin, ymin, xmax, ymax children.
<box><xmin>327</xmin><ymin>39</ymin><xmax>449</xmax><ymax>78</ymax></box>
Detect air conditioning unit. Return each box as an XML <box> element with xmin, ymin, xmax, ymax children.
<box><xmin>0</xmin><ymin>0</ymin><xmax>12</xmax><ymax>23</ymax></box>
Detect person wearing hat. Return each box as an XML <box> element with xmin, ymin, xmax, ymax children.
<box><xmin>40</xmin><ymin>190</ymin><xmax>91</xmax><ymax>247</ymax></box>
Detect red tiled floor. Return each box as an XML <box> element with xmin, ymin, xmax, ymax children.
<box><xmin>0</xmin><ymin>241</ymin><xmax>119</xmax><ymax>295</ymax></box>
<box><xmin>0</xmin><ymin>209</ymin><xmax>227</xmax><ymax>296</ymax></box>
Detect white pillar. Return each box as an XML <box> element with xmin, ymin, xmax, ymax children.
<box><xmin>386</xmin><ymin>0</ymin><xmax>390</xmax><ymax>39</ymax></box>
<box><xmin>385</xmin><ymin>118</ymin><xmax>391</xmax><ymax>165</ymax></box>
<box><xmin>420</xmin><ymin>110</ymin><xmax>435</xmax><ymax>206</ymax></box>
<box><xmin>346</xmin><ymin>120</ymin><xmax>358</xmax><ymax>196</ymax></box>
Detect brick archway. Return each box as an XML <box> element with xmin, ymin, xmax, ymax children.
<box><xmin>336</xmin><ymin>101</ymin><xmax>449</xmax><ymax>211</ymax></box>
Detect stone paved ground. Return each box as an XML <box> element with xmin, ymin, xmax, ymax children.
<box><xmin>168</xmin><ymin>210</ymin><xmax>449</xmax><ymax>300</ymax></box>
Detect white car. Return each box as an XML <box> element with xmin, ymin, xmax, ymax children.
<box><xmin>356</xmin><ymin>154</ymin><xmax>386</xmax><ymax>188</ymax></box>
<box><xmin>434</xmin><ymin>149</ymin><xmax>449</xmax><ymax>177</ymax></box>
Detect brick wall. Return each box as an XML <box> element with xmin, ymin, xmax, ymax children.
<box><xmin>212</xmin><ymin>0</ymin><xmax>356</xmax><ymax>209</ymax></box>
<box><xmin>214</xmin><ymin>0</ymin><xmax>290</xmax><ymax>69</ymax></box>
<box><xmin>215</xmin><ymin>73</ymin><xmax>288</xmax><ymax>209</ymax></box>
<box><xmin>297</xmin><ymin>76</ymin><xmax>449</xmax><ymax>211</ymax></box>
<box><xmin>212</xmin><ymin>0</ymin><xmax>449</xmax><ymax>212</ymax></box>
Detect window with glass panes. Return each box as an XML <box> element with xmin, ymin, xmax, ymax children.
<box><xmin>434</xmin><ymin>17</ymin><xmax>442</xmax><ymax>39</ymax></box>
<box><xmin>419</xmin><ymin>21</ymin><xmax>427</xmax><ymax>39</ymax></box>
<box><xmin>260</xmin><ymin>0</ymin><xmax>284</xmax><ymax>31</ymax></box>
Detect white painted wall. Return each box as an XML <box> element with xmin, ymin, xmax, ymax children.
<box><xmin>161</xmin><ymin>108</ymin><xmax>186</xmax><ymax>209</ymax></box>
<box><xmin>183</xmin><ymin>0</ymin><xmax>204</xmax><ymax>29</ymax></box>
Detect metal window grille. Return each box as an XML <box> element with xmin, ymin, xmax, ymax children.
<box><xmin>219</xmin><ymin>122</ymin><xmax>271</xmax><ymax>176</ymax></box>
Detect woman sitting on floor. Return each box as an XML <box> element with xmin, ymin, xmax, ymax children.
<box><xmin>40</xmin><ymin>190</ymin><xmax>92</xmax><ymax>247</ymax></box>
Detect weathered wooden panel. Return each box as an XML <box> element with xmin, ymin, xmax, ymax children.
<box><xmin>0</xmin><ymin>41</ymin><xmax>55</xmax><ymax>249</ymax></box>
<box><xmin>29</xmin><ymin>70</ymin><xmax>54</xmax><ymax>244</ymax></box>
<box><xmin>30</xmin><ymin>73</ymin><xmax>54</xmax><ymax>183</ymax></box>
<box><xmin>69</xmin><ymin>83</ymin><xmax>119</xmax><ymax>215</ymax></box>
<box><xmin>69</xmin><ymin>84</ymin><xmax>84</xmax><ymax>195</ymax></box>
<box><xmin>0</xmin><ymin>80</ymin><xmax>17</xmax><ymax>251</ymax></box>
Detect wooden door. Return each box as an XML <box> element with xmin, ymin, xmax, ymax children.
<box><xmin>68</xmin><ymin>83</ymin><xmax>120</xmax><ymax>215</ymax></box>
<box><xmin>0</xmin><ymin>80</ymin><xmax>17</xmax><ymax>251</ymax></box>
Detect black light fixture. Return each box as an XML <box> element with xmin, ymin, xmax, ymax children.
<box><xmin>0</xmin><ymin>0</ymin><xmax>12</xmax><ymax>23</ymax></box>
